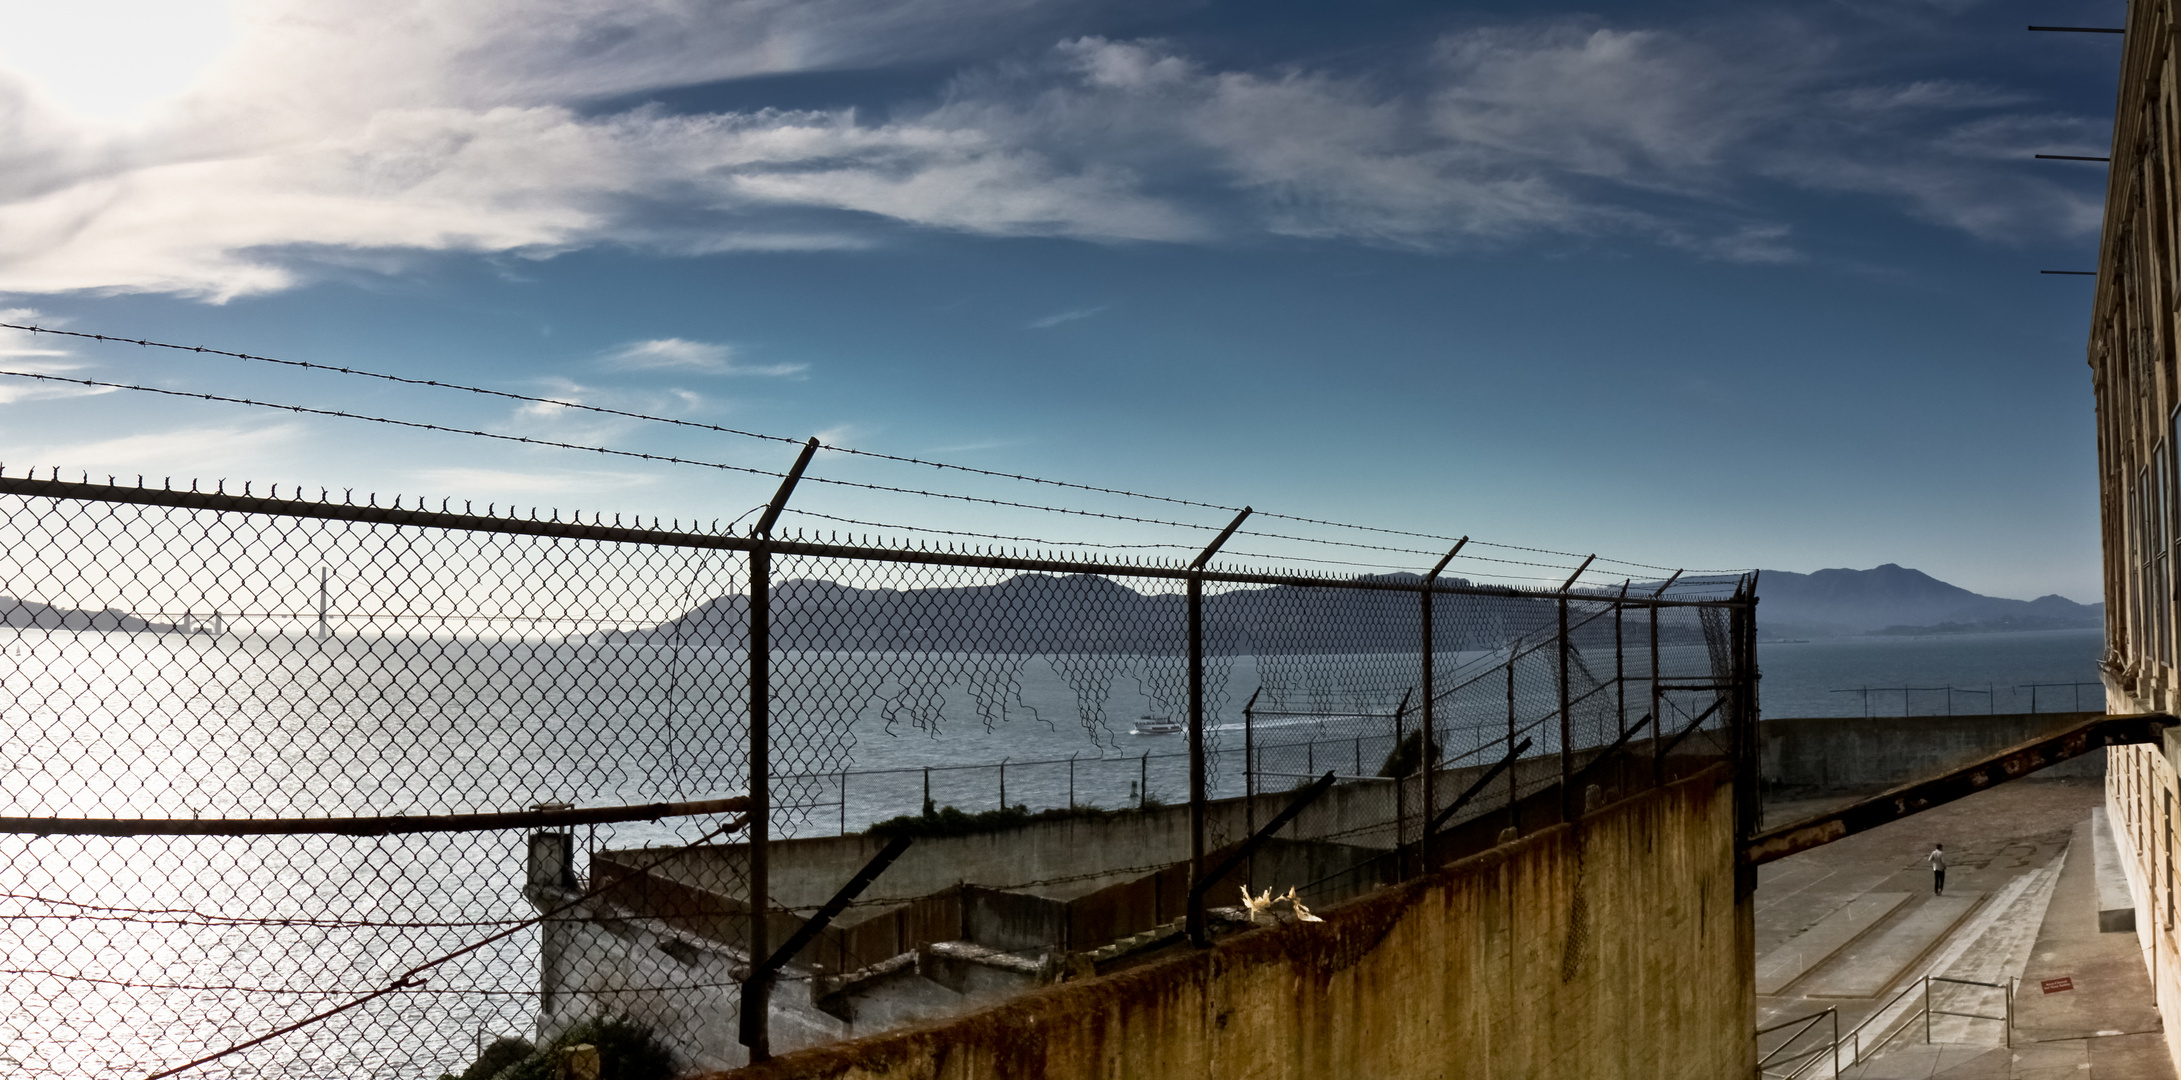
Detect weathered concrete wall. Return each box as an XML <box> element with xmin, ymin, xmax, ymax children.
<box><xmin>633</xmin><ymin>745</ymin><xmax>1640</xmax><ymax>924</ymax></box>
<box><xmin>1762</xmin><ymin>712</ymin><xmax>2105</xmax><ymax>790</ymax></box>
<box><xmin>709</xmin><ymin>765</ymin><xmax>1751</xmax><ymax>1080</ymax></box>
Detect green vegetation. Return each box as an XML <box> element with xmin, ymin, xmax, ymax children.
<box><xmin>1377</xmin><ymin>730</ymin><xmax>1443</xmax><ymax>778</ymax></box>
<box><xmin>868</xmin><ymin>797</ymin><xmax>1165</xmax><ymax>840</ymax></box>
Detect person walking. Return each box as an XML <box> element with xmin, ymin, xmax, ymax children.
<box><xmin>1929</xmin><ymin>844</ymin><xmax>1946</xmax><ymax>896</ymax></box>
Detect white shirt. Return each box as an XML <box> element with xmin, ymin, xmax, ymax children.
<box><xmin>1929</xmin><ymin>849</ymin><xmax>1947</xmax><ymax>870</ymax></box>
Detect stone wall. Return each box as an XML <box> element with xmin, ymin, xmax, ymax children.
<box><xmin>707</xmin><ymin>764</ymin><xmax>1751</xmax><ymax>1080</ymax></box>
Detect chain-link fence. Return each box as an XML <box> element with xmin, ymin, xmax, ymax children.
<box><xmin>0</xmin><ymin>470</ymin><xmax>1757</xmax><ymax>1078</ymax></box>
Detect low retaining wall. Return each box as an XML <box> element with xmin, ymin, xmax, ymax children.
<box><xmin>1762</xmin><ymin>712</ymin><xmax>2106</xmax><ymax>790</ymax></box>
<box><xmin>708</xmin><ymin>765</ymin><xmax>1751</xmax><ymax>1080</ymax></box>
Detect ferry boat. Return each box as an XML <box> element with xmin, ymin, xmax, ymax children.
<box><xmin>1130</xmin><ymin>714</ymin><xmax>1183</xmax><ymax>736</ymax></box>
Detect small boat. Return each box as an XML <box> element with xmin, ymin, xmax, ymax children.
<box><xmin>1131</xmin><ymin>715</ymin><xmax>1183</xmax><ymax>736</ymax></box>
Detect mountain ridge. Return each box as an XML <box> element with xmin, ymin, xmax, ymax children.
<box><xmin>1751</xmin><ymin>564</ymin><xmax>2102</xmax><ymax>639</ymax></box>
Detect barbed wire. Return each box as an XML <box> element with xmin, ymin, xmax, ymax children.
<box><xmin>0</xmin><ymin>369</ymin><xmax>787</xmax><ymax>482</ymax></box>
<box><xmin>0</xmin><ymin>322</ymin><xmax>1237</xmax><ymax>512</ymax></box>
<box><xmin>3</xmin><ymin>321</ymin><xmax>1744</xmax><ymax>576</ymax></box>
<box><xmin>783</xmin><ymin>509</ymin><xmax>1195</xmax><ymax>551</ymax></box>
<box><xmin>0</xmin><ymin>369</ymin><xmax>1242</xmax><ymax>539</ymax></box>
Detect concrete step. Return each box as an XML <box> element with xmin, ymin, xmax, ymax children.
<box><xmin>1759</xmin><ymin>893</ymin><xmax>1912</xmax><ymax>996</ymax></box>
<box><xmin>1084</xmin><ymin>918</ymin><xmax>1186</xmax><ymax>963</ymax></box>
<box><xmin>1840</xmin><ymin>1042</ymin><xmax>2009</xmax><ymax>1079</ymax></box>
<box><xmin>1804</xmin><ymin>894</ymin><xmax>1983</xmax><ymax>999</ymax></box>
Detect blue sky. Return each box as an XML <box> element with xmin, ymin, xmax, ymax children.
<box><xmin>0</xmin><ymin>0</ymin><xmax>2130</xmax><ymax>601</ymax></box>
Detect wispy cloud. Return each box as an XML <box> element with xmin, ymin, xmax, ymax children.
<box><xmin>1</xmin><ymin>423</ymin><xmax>304</xmax><ymax>475</ymax></box>
<box><xmin>1027</xmin><ymin>306</ymin><xmax>1106</xmax><ymax>329</ymax></box>
<box><xmin>927</xmin><ymin>438</ymin><xmax>1017</xmax><ymax>454</ymax></box>
<box><xmin>412</xmin><ymin>466</ymin><xmax>658</xmax><ymax>494</ymax></box>
<box><xmin>0</xmin><ymin>5</ymin><xmax>2115</xmax><ymax>298</ymax></box>
<box><xmin>0</xmin><ymin>308</ymin><xmax>104</xmax><ymax>402</ymax></box>
<box><xmin>0</xmin><ymin>309</ymin><xmax>73</xmax><ymax>360</ymax></box>
<box><xmin>603</xmin><ymin>338</ymin><xmax>806</xmax><ymax>376</ymax></box>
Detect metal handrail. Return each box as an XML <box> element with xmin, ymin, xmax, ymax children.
<box><xmin>1761</xmin><ymin>974</ymin><xmax>2015</xmax><ymax>1079</ymax></box>
<box><xmin>1757</xmin><ymin>1008</ymin><xmax>1836</xmax><ymax>1077</ymax></box>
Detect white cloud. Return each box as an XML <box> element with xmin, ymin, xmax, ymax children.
<box><xmin>0</xmin><ymin>309</ymin><xmax>72</xmax><ymax>359</ymax></box>
<box><xmin>0</xmin><ymin>422</ymin><xmax>304</xmax><ymax>475</ymax></box>
<box><xmin>0</xmin><ymin>6</ymin><xmax>2115</xmax><ymax>298</ymax></box>
<box><xmin>1027</xmin><ymin>306</ymin><xmax>1105</xmax><ymax>329</ymax></box>
<box><xmin>604</xmin><ymin>338</ymin><xmax>806</xmax><ymax>376</ymax></box>
<box><xmin>412</xmin><ymin>466</ymin><xmax>658</xmax><ymax>494</ymax></box>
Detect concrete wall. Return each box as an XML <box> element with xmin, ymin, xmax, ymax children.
<box><xmin>622</xmin><ymin>751</ymin><xmax>1607</xmax><ymax>920</ymax></box>
<box><xmin>1762</xmin><ymin>712</ymin><xmax>2106</xmax><ymax>791</ymax></box>
<box><xmin>706</xmin><ymin>765</ymin><xmax>1752</xmax><ymax>1080</ymax></box>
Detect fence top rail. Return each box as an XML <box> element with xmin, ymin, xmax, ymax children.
<box><xmin>0</xmin><ymin>473</ymin><xmax>1753</xmax><ymax>607</ymax></box>
<box><xmin>0</xmin><ymin>795</ymin><xmax>752</xmax><ymax>836</ymax></box>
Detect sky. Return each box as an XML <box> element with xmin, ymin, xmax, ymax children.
<box><xmin>0</xmin><ymin>0</ymin><xmax>2132</xmax><ymax>602</ymax></box>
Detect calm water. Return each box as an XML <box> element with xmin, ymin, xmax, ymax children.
<box><xmin>0</xmin><ymin>624</ymin><xmax>2108</xmax><ymax>1078</ymax></box>
<box><xmin>1756</xmin><ymin>628</ymin><xmax>2105</xmax><ymax>719</ymax></box>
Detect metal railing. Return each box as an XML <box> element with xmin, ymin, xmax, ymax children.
<box><xmin>1760</xmin><ymin>975</ymin><xmax>2012</xmax><ymax>1078</ymax></box>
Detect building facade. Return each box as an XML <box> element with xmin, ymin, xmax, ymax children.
<box><xmin>2096</xmin><ymin>2</ymin><xmax>2181</xmax><ymax>1073</ymax></box>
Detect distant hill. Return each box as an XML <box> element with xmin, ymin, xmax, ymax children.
<box><xmin>1752</xmin><ymin>565</ymin><xmax>2102</xmax><ymax>639</ymax></box>
<box><xmin>0</xmin><ymin>595</ymin><xmax>176</xmax><ymax>633</ymax></box>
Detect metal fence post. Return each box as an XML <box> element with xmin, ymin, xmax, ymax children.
<box><xmin>1187</xmin><ymin>570</ymin><xmax>1208</xmax><ymax>945</ymax></box>
<box><xmin>999</xmin><ymin>759</ymin><xmax>1007</xmax><ymax>810</ymax></box>
<box><xmin>1421</xmin><ymin>541</ymin><xmax>1463</xmax><ymax>862</ymax></box>
<box><xmin>1506</xmin><ymin>658</ymin><xmax>1518</xmax><ymax>827</ymax></box>
<box><xmin>1614</xmin><ymin>582</ymin><xmax>1627</xmax><ymax>739</ymax></box>
<box><xmin>1243</xmin><ymin>689</ymin><xmax>1259</xmax><ymax>835</ymax></box>
<box><xmin>1649</xmin><ymin>571</ymin><xmax>1678</xmax><ymax>787</ymax></box>
<box><xmin>1733</xmin><ymin>573</ymin><xmax>1763</xmax><ymax>897</ymax></box>
<box><xmin>1555</xmin><ymin>559</ymin><xmax>1593</xmax><ymax>825</ymax></box>
<box><xmin>1187</xmin><ymin>508</ymin><xmax>1250</xmax><ymax>947</ymax></box>
<box><xmin>738</xmin><ymin>436</ymin><xmax>816</xmax><ymax>1063</ymax></box>
<box><xmin>1558</xmin><ymin>594</ymin><xmax>1573</xmax><ymax>821</ymax></box>
<box><xmin>739</xmin><ymin>542</ymin><xmax>773</xmax><ymax>1060</ymax></box>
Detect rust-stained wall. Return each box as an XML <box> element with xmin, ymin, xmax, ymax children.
<box><xmin>708</xmin><ymin>765</ymin><xmax>1751</xmax><ymax>1080</ymax></box>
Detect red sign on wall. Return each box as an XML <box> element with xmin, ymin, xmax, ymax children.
<box><xmin>2041</xmin><ymin>977</ymin><xmax>2075</xmax><ymax>994</ymax></box>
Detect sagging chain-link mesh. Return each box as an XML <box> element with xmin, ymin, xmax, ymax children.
<box><xmin>0</xmin><ymin>478</ymin><xmax>1754</xmax><ymax>1078</ymax></box>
